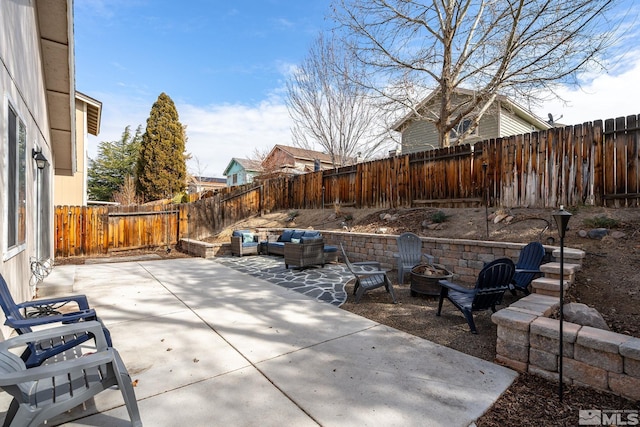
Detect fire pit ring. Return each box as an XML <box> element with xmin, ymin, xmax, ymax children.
<box><xmin>410</xmin><ymin>263</ymin><xmax>453</xmax><ymax>297</ymax></box>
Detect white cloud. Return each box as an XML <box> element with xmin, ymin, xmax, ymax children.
<box><xmin>536</xmin><ymin>50</ymin><xmax>640</xmax><ymax>125</ymax></box>
<box><xmin>180</xmin><ymin>101</ymin><xmax>292</xmax><ymax>177</ymax></box>
<box><xmin>86</xmin><ymin>93</ymin><xmax>292</xmax><ymax>178</ymax></box>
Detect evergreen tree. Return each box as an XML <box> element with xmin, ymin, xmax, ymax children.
<box><xmin>87</xmin><ymin>125</ymin><xmax>142</xmax><ymax>202</ymax></box>
<box><xmin>136</xmin><ymin>92</ymin><xmax>187</xmax><ymax>201</ymax></box>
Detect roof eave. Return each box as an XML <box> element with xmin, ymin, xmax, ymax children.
<box><xmin>36</xmin><ymin>0</ymin><xmax>76</xmax><ymax>176</ymax></box>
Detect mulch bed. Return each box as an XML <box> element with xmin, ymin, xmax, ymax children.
<box><xmin>477</xmin><ymin>372</ymin><xmax>638</xmax><ymax>426</ymax></box>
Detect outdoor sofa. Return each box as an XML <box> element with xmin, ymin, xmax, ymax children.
<box><xmin>267</xmin><ymin>229</ymin><xmax>338</xmax><ymax>263</ymax></box>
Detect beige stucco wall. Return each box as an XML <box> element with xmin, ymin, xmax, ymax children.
<box><xmin>54</xmin><ymin>100</ymin><xmax>87</xmax><ymax>206</ymax></box>
<box><xmin>0</xmin><ymin>0</ymin><xmax>57</xmax><ymax>339</ymax></box>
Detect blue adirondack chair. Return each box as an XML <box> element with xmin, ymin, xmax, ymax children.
<box><xmin>436</xmin><ymin>258</ymin><xmax>515</xmax><ymax>334</ymax></box>
<box><xmin>394</xmin><ymin>232</ymin><xmax>434</xmax><ymax>284</ymax></box>
<box><xmin>0</xmin><ymin>274</ymin><xmax>112</xmax><ymax>368</ymax></box>
<box><xmin>511</xmin><ymin>242</ymin><xmax>545</xmax><ymax>295</ymax></box>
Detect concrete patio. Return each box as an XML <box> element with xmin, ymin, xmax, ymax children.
<box><xmin>1</xmin><ymin>257</ymin><xmax>517</xmax><ymax>426</ymax></box>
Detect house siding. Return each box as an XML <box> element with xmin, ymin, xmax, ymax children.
<box><xmin>401</xmin><ymin>120</ymin><xmax>440</xmax><ymax>154</ymax></box>
<box><xmin>499</xmin><ymin>108</ymin><xmax>541</xmax><ymax>136</ymax></box>
<box><xmin>0</xmin><ymin>0</ymin><xmax>56</xmax><ymax>339</ymax></box>
<box><xmin>54</xmin><ymin>100</ymin><xmax>88</xmax><ymax>205</ymax></box>
<box><xmin>225</xmin><ymin>161</ymin><xmax>257</xmax><ymax>186</ymax></box>
<box><xmin>398</xmin><ymin>93</ymin><xmax>548</xmax><ymax>152</ymax></box>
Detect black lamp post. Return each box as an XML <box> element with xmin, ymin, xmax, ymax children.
<box><xmin>482</xmin><ymin>163</ymin><xmax>489</xmax><ymax>238</ymax></box>
<box><xmin>552</xmin><ymin>205</ymin><xmax>571</xmax><ymax>401</ymax></box>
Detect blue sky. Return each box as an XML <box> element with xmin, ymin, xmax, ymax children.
<box><xmin>74</xmin><ymin>1</ymin><xmax>640</xmax><ymax>178</ymax></box>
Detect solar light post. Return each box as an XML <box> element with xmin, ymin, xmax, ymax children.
<box><xmin>552</xmin><ymin>205</ymin><xmax>571</xmax><ymax>401</ymax></box>
<box><xmin>482</xmin><ymin>163</ymin><xmax>489</xmax><ymax>238</ymax></box>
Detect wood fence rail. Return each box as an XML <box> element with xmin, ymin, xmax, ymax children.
<box><xmin>54</xmin><ymin>115</ymin><xmax>639</xmax><ymax>257</ymax></box>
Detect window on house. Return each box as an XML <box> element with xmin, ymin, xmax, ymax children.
<box><xmin>232</xmin><ymin>173</ymin><xmax>238</xmax><ymax>184</ymax></box>
<box><xmin>449</xmin><ymin>118</ymin><xmax>478</xmax><ymax>140</ymax></box>
<box><xmin>6</xmin><ymin>104</ymin><xmax>27</xmax><ymax>255</ymax></box>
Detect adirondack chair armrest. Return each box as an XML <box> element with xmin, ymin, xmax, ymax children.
<box><xmin>437</xmin><ymin>280</ymin><xmax>474</xmax><ymax>294</ymax></box>
<box><xmin>0</xmin><ymin>349</ymin><xmax>115</xmax><ymax>385</ymax></box>
<box><xmin>0</xmin><ymin>320</ymin><xmax>108</xmax><ymax>352</ymax></box>
<box><xmin>16</xmin><ymin>294</ymin><xmax>91</xmax><ymax>312</ymax></box>
<box><xmin>355</xmin><ymin>269</ymin><xmax>388</xmax><ymax>277</ymax></box>
<box><xmin>352</xmin><ymin>261</ymin><xmax>381</xmax><ymax>269</ymax></box>
<box><xmin>422</xmin><ymin>253</ymin><xmax>435</xmax><ymax>264</ymax></box>
<box><xmin>515</xmin><ymin>268</ymin><xmax>542</xmax><ymax>274</ymax></box>
<box><xmin>4</xmin><ymin>309</ymin><xmax>98</xmax><ymax>329</ymax></box>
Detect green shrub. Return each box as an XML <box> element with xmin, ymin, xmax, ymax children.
<box><xmin>583</xmin><ymin>215</ymin><xmax>619</xmax><ymax>229</ymax></box>
<box><xmin>431</xmin><ymin>211</ymin><xmax>449</xmax><ymax>223</ymax></box>
<box><xmin>286</xmin><ymin>210</ymin><xmax>299</xmax><ymax>222</ymax></box>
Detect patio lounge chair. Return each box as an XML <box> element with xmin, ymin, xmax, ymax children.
<box><xmin>394</xmin><ymin>232</ymin><xmax>434</xmax><ymax>284</ymax></box>
<box><xmin>0</xmin><ymin>321</ymin><xmax>142</xmax><ymax>427</ymax></box>
<box><xmin>340</xmin><ymin>244</ymin><xmax>397</xmax><ymax>303</ymax></box>
<box><xmin>0</xmin><ymin>274</ymin><xmax>112</xmax><ymax>368</ymax></box>
<box><xmin>510</xmin><ymin>242</ymin><xmax>545</xmax><ymax>295</ymax></box>
<box><xmin>230</xmin><ymin>229</ymin><xmax>259</xmax><ymax>256</ymax></box>
<box><xmin>436</xmin><ymin>258</ymin><xmax>515</xmax><ymax>334</ymax></box>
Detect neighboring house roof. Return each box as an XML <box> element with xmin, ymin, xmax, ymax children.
<box><xmin>391</xmin><ymin>88</ymin><xmax>551</xmax><ymax>133</ymax></box>
<box><xmin>267</xmin><ymin>144</ymin><xmax>335</xmax><ymax>166</ymax></box>
<box><xmin>192</xmin><ymin>176</ymin><xmax>226</xmax><ymax>184</ymax></box>
<box><xmin>76</xmin><ymin>91</ymin><xmax>102</xmax><ymax>136</ymax></box>
<box><xmin>223</xmin><ymin>158</ymin><xmax>263</xmax><ymax>176</ymax></box>
<box><xmin>35</xmin><ymin>0</ymin><xmax>76</xmax><ymax>175</ymax></box>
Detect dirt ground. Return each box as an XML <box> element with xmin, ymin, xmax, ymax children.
<box><xmin>61</xmin><ymin>205</ymin><xmax>640</xmax><ymax>424</ymax></box>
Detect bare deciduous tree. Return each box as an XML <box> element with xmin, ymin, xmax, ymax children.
<box><xmin>333</xmin><ymin>0</ymin><xmax>626</xmax><ymax>147</ymax></box>
<box><xmin>286</xmin><ymin>32</ymin><xmax>389</xmax><ymax>166</ymax></box>
<box><xmin>113</xmin><ymin>175</ymin><xmax>139</xmax><ymax>205</ymax></box>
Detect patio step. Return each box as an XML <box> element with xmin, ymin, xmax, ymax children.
<box><xmin>551</xmin><ymin>247</ymin><xmax>585</xmax><ymax>268</ymax></box>
<box><xmin>531</xmin><ymin>277</ymin><xmax>571</xmax><ymax>298</ymax></box>
<box><xmin>539</xmin><ymin>262</ymin><xmax>580</xmax><ymax>283</ymax></box>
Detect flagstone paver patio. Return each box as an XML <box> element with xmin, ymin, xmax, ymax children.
<box><xmin>215</xmin><ymin>255</ymin><xmax>359</xmax><ymax>306</ymax></box>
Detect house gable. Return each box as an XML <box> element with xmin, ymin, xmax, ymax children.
<box><xmin>263</xmin><ymin>144</ymin><xmax>335</xmax><ymax>174</ymax></box>
<box><xmin>393</xmin><ymin>89</ymin><xmax>550</xmax><ymax>153</ymax></box>
<box><xmin>223</xmin><ymin>158</ymin><xmax>262</xmax><ymax>186</ymax></box>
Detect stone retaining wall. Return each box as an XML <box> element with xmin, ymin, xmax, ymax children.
<box><xmin>181</xmin><ymin>229</ymin><xmax>582</xmax><ymax>284</ymax></box>
<box><xmin>492</xmin><ymin>294</ymin><xmax>640</xmax><ymax>401</ymax></box>
<box><xmin>319</xmin><ymin>230</ymin><xmax>580</xmax><ymax>284</ymax></box>
<box><xmin>179</xmin><ymin>239</ymin><xmax>229</xmax><ymax>258</ymax></box>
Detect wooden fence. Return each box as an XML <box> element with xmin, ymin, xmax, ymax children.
<box><xmin>54</xmin><ymin>115</ymin><xmax>640</xmax><ymax>257</ymax></box>
<box><xmin>55</xmin><ymin>205</ymin><xmax>180</xmax><ymax>257</ymax></box>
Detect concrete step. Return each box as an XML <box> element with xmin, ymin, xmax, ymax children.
<box><xmin>507</xmin><ymin>293</ymin><xmax>559</xmax><ymax>317</ymax></box>
<box><xmin>539</xmin><ymin>262</ymin><xmax>580</xmax><ymax>283</ymax></box>
<box><xmin>531</xmin><ymin>277</ymin><xmax>570</xmax><ymax>297</ymax></box>
<box><xmin>551</xmin><ymin>248</ymin><xmax>585</xmax><ymax>268</ymax></box>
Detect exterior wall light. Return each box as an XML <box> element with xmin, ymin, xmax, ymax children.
<box><xmin>32</xmin><ymin>149</ymin><xmax>48</xmax><ymax>170</ymax></box>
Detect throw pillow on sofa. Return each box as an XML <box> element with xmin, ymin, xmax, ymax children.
<box><xmin>291</xmin><ymin>230</ymin><xmax>305</xmax><ymax>241</ymax></box>
<box><xmin>290</xmin><ymin>238</ymin><xmax>301</xmax><ymax>244</ymax></box>
<box><xmin>242</xmin><ymin>233</ymin><xmax>255</xmax><ymax>244</ymax></box>
<box><xmin>278</xmin><ymin>229</ymin><xmax>294</xmax><ymax>242</ymax></box>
